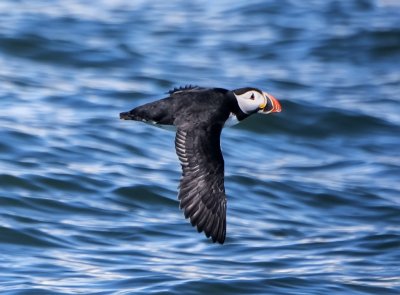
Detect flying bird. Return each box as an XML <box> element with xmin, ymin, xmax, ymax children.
<box><xmin>120</xmin><ymin>86</ymin><xmax>281</xmax><ymax>244</ymax></box>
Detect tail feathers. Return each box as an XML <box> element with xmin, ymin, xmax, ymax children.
<box><xmin>120</xmin><ymin>100</ymin><xmax>175</xmax><ymax>125</ymax></box>
<box><xmin>120</xmin><ymin>108</ymin><xmax>147</xmax><ymax>121</ymax></box>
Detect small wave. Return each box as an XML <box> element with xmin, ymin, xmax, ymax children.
<box><xmin>0</xmin><ymin>174</ymin><xmax>43</xmax><ymax>192</ymax></box>
<box><xmin>237</xmin><ymin>100</ymin><xmax>396</xmax><ymax>138</ymax></box>
<box><xmin>0</xmin><ymin>224</ymin><xmax>66</xmax><ymax>248</ymax></box>
<box><xmin>312</xmin><ymin>28</ymin><xmax>400</xmax><ymax>63</ymax></box>
<box><xmin>0</xmin><ymin>33</ymin><xmax>136</xmax><ymax>68</ymax></box>
<box><xmin>113</xmin><ymin>184</ymin><xmax>177</xmax><ymax>208</ymax></box>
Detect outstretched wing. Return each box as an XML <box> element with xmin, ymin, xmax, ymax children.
<box><xmin>175</xmin><ymin>125</ymin><xmax>227</xmax><ymax>244</ymax></box>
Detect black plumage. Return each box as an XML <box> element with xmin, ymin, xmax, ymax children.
<box><xmin>120</xmin><ymin>86</ymin><xmax>281</xmax><ymax>244</ymax></box>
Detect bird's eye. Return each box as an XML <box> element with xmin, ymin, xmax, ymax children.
<box><xmin>250</xmin><ymin>93</ymin><xmax>255</xmax><ymax>100</ymax></box>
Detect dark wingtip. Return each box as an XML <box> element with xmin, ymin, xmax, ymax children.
<box><xmin>213</xmin><ymin>236</ymin><xmax>225</xmax><ymax>244</ymax></box>
<box><xmin>198</xmin><ymin>218</ymin><xmax>226</xmax><ymax>245</ymax></box>
<box><xmin>186</xmin><ymin>209</ymin><xmax>226</xmax><ymax>245</ymax></box>
<box><xmin>215</xmin><ymin>227</ymin><xmax>226</xmax><ymax>244</ymax></box>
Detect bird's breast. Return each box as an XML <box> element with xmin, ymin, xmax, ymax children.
<box><xmin>224</xmin><ymin>113</ymin><xmax>240</xmax><ymax>128</ymax></box>
<box><xmin>143</xmin><ymin>119</ymin><xmax>177</xmax><ymax>132</ymax></box>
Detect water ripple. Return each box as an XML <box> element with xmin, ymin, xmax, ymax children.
<box><xmin>0</xmin><ymin>0</ymin><xmax>399</xmax><ymax>294</ymax></box>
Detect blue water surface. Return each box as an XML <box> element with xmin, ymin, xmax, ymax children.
<box><xmin>0</xmin><ymin>1</ymin><xmax>399</xmax><ymax>294</ymax></box>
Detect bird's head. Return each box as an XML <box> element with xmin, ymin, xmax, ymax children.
<box><xmin>233</xmin><ymin>87</ymin><xmax>281</xmax><ymax>115</ymax></box>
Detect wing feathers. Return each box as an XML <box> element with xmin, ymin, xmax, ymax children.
<box><xmin>175</xmin><ymin>127</ymin><xmax>227</xmax><ymax>244</ymax></box>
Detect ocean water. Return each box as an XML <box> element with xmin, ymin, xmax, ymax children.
<box><xmin>1</xmin><ymin>0</ymin><xmax>400</xmax><ymax>294</ymax></box>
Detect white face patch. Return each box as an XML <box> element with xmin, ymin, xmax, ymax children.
<box><xmin>233</xmin><ymin>90</ymin><xmax>266</xmax><ymax>114</ymax></box>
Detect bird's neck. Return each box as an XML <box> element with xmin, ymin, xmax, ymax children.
<box><xmin>224</xmin><ymin>113</ymin><xmax>240</xmax><ymax>128</ymax></box>
<box><xmin>228</xmin><ymin>90</ymin><xmax>250</xmax><ymax>122</ymax></box>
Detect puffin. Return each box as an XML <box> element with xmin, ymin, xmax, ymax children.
<box><xmin>120</xmin><ymin>86</ymin><xmax>281</xmax><ymax>244</ymax></box>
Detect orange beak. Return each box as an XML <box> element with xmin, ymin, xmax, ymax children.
<box><xmin>261</xmin><ymin>92</ymin><xmax>282</xmax><ymax>113</ymax></box>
